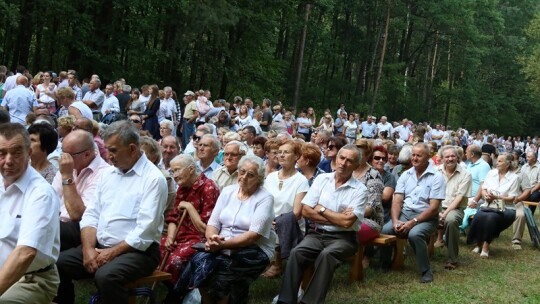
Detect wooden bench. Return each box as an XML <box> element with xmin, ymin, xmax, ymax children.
<box><xmin>523</xmin><ymin>201</ymin><xmax>539</xmax><ymax>207</ymax></box>
<box><xmin>89</xmin><ymin>270</ymin><xmax>172</xmax><ymax>304</ymax></box>
<box><xmin>349</xmin><ymin>234</ymin><xmax>397</xmax><ymax>281</ymax></box>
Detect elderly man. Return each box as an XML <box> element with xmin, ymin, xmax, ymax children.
<box><xmin>361</xmin><ymin>115</ymin><xmax>376</xmax><ymax>139</ymax></box>
<box><xmin>212</xmin><ymin>140</ymin><xmax>247</xmax><ymax>190</ymax></box>
<box><xmin>52</xmin><ymin>130</ymin><xmax>110</xmax><ymax>251</ymax></box>
<box><xmin>161</xmin><ymin>135</ymin><xmax>180</xmax><ymax>171</ymax></box>
<box><xmin>522</xmin><ymin>151</ymin><xmax>540</xmax><ymax>212</ymax></box>
<box><xmin>0</xmin><ymin>123</ymin><xmax>60</xmax><ymax>303</ymax></box>
<box><xmin>183</xmin><ymin>124</ymin><xmax>212</xmax><ymax>156</ymax></box>
<box><xmin>436</xmin><ymin>145</ymin><xmax>471</xmax><ymax>269</ymax></box>
<box><xmin>376</xmin><ymin>115</ymin><xmax>393</xmax><ymax>138</ymax></box>
<box><xmin>129</xmin><ymin>114</ymin><xmax>143</xmax><ymax>131</ymax></box>
<box><xmin>56</xmin><ymin>87</ymin><xmax>93</xmax><ymax>120</ymax></box>
<box><xmin>55</xmin><ymin>121</ymin><xmax>167</xmax><ymax>303</ymax></box>
<box><xmin>512</xmin><ymin>151</ymin><xmax>539</xmax><ymax>249</ymax></box>
<box><xmin>381</xmin><ymin>143</ymin><xmax>445</xmax><ymax>283</ymax></box>
<box><xmin>82</xmin><ymin>78</ymin><xmax>104</xmax><ymax>111</ymax></box>
<box><xmin>395</xmin><ymin>119</ymin><xmax>412</xmax><ymax>142</ymax></box>
<box><xmin>1</xmin><ymin>75</ymin><xmax>38</xmax><ymax>124</ymax></box>
<box><xmin>277</xmin><ymin>145</ymin><xmax>367</xmax><ymax>304</ymax></box>
<box><xmin>196</xmin><ymin>134</ymin><xmax>221</xmax><ymax>177</ymax></box>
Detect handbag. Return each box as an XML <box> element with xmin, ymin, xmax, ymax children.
<box><xmin>480</xmin><ymin>190</ymin><xmax>505</xmax><ymax>212</ymax></box>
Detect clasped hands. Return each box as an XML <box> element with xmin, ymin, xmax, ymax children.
<box><xmin>205</xmin><ymin>234</ymin><xmax>226</xmax><ymax>253</ymax></box>
<box><xmin>83</xmin><ymin>247</ymin><xmax>118</xmax><ymax>273</ymax></box>
<box><xmin>393</xmin><ymin>219</ymin><xmax>415</xmax><ymax>237</ymax></box>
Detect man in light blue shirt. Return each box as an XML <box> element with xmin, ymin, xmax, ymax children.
<box><xmin>381</xmin><ymin>143</ymin><xmax>445</xmax><ymax>283</ymax></box>
<box><xmin>1</xmin><ymin>76</ymin><xmax>37</xmax><ymax>124</ymax></box>
<box><xmin>361</xmin><ymin>115</ymin><xmax>376</xmax><ymax>138</ymax></box>
<box><xmin>466</xmin><ymin>144</ymin><xmax>491</xmax><ymax>205</ymax></box>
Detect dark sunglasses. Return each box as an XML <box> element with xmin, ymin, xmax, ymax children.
<box><xmin>373</xmin><ymin>156</ymin><xmax>387</xmax><ymax>162</ymax></box>
<box><xmin>192</xmin><ymin>135</ymin><xmax>201</xmax><ymax>141</ymax></box>
<box><xmin>326</xmin><ymin>145</ymin><xmax>336</xmax><ymax>150</ymax></box>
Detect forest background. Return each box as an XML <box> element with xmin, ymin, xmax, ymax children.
<box><xmin>2</xmin><ymin>0</ymin><xmax>540</xmax><ymax>135</ymax></box>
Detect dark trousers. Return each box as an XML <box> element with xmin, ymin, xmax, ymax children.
<box><xmin>55</xmin><ymin>242</ymin><xmax>160</xmax><ymax>304</ymax></box>
<box><xmin>277</xmin><ymin>231</ymin><xmax>357</xmax><ymax>304</ymax></box>
<box><xmin>528</xmin><ymin>191</ymin><xmax>540</xmax><ymax>214</ymax></box>
<box><xmin>60</xmin><ymin>221</ymin><xmax>81</xmax><ymax>252</ymax></box>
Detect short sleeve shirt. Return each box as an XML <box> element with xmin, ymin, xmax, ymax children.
<box><xmin>396</xmin><ymin>164</ymin><xmax>446</xmax><ymax>213</ymax></box>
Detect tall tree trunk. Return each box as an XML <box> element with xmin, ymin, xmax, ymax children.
<box><xmin>292</xmin><ymin>3</ymin><xmax>311</xmax><ymax>111</ymax></box>
<box><xmin>370</xmin><ymin>0</ymin><xmax>391</xmax><ymax>113</ymax></box>
<box><xmin>11</xmin><ymin>0</ymin><xmax>35</xmax><ymax>69</ymax></box>
<box><xmin>444</xmin><ymin>39</ymin><xmax>452</xmax><ymax>127</ymax></box>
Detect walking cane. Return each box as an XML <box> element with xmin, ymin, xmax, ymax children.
<box><xmin>150</xmin><ymin>208</ymin><xmax>188</xmax><ymax>293</ymax></box>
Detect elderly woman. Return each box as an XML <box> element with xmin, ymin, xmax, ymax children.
<box><xmin>28</xmin><ymin>122</ymin><xmax>58</xmax><ymax>183</ymax></box>
<box><xmin>353</xmin><ymin>139</ymin><xmax>384</xmax><ymax>268</ymax></box>
<box><xmin>252</xmin><ymin>136</ymin><xmax>268</xmax><ymax>160</ymax></box>
<box><xmin>467</xmin><ymin>153</ymin><xmax>519</xmax><ymax>258</ymax></box>
<box><xmin>371</xmin><ymin>145</ymin><xmax>397</xmax><ymax>223</ymax></box>
<box><xmin>174</xmin><ymin>156</ymin><xmax>276</xmax><ymax>304</ymax></box>
<box><xmin>160</xmin><ymin>154</ymin><xmax>220</xmax><ymax>289</ymax></box>
<box><xmin>159</xmin><ymin>119</ymin><xmax>174</xmax><ymax>142</ymax></box>
<box><xmin>318</xmin><ymin>136</ymin><xmax>347</xmax><ymax>173</ymax></box>
<box><xmin>262</xmin><ymin>140</ymin><xmax>309</xmax><ymax>278</ymax></box>
<box><xmin>298</xmin><ymin>142</ymin><xmax>325</xmax><ymax>186</ymax></box>
<box><xmin>392</xmin><ymin>144</ymin><xmax>413</xmax><ymax>178</ymax></box>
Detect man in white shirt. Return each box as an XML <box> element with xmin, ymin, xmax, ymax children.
<box><xmin>376</xmin><ymin>115</ymin><xmax>393</xmax><ymax>138</ymax></box>
<box><xmin>277</xmin><ymin>145</ymin><xmax>367</xmax><ymax>304</ymax></box>
<box><xmin>395</xmin><ymin>118</ymin><xmax>412</xmax><ymax>142</ymax></box>
<box><xmin>431</xmin><ymin>124</ymin><xmax>444</xmax><ymax>147</ymax></box>
<box><xmin>196</xmin><ymin>134</ymin><xmax>221</xmax><ymax>177</ymax></box>
<box><xmin>101</xmin><ymin>84</ymin><xmax>120</xmax><ymax>116</ymax></box>
<box><xmin>51</xmin><ymin>130</ymin><xmax>110</xmax><ymax>251</ymax></box>
<box><xmin>1</xmin><ymin>75</ymin><xmax>38</xmax><ymax>124</ymax></box>
<box><xmin>55</xmin><ymin>121</ymin><xmax>167</xmax><ymax>303</ymax></box>
<box><xmin>1</xmin><ymin>65</ymin><xmax>25</xmax><ymax>97</ymax></box>
<box><xmin>0</xmin><ymin>123</ymin><xmax>61</xmax><ymax>303</ymax></box>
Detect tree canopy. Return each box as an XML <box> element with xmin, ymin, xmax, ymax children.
<box><xmin>1</xmin><ymin>0</ymin><xmax>539</xmax><ymax>135</ymax></box>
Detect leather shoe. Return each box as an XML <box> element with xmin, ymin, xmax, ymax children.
<box><xmin>420</xmin><ymin>270</ymin><xmax>433</xmax><ymax>283</ymax></box>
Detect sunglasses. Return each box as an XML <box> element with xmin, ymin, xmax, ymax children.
<box><xmin>192</xmin><ymin>135</ymin><xmax>201</xmax><ymax>141</ymax></box>
<box><xmin>326</xmin><ymin>145</ymin><xmax>336</xmax><ymax>150</ymax></box>
<box><xmin>373</xmin><ymin>156</ymin><xmax>388</xmax><ymax>162</ymax></box>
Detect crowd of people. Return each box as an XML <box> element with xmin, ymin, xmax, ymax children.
<box><xmin>1</xmin><ymin>65</ymin><xmax>540</xmax><ymax>303</ymax></box>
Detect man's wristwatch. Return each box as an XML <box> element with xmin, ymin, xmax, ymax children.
<box><xmin>413</xmin><ymin>218</ymin><xmax>418</xmax><ymax>225</ymax></box>
<box><xmin>62</xmin><ymin>178</ymin><xmax>74</xmax><ymax>185</ymax></box>
<box><xmin>319</xmin><ymin>207</ymin><xmax>327</xmax><ymax>215</ymax></box>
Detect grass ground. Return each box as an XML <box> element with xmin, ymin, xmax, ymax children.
<box><xmin>74</xmin><ymin>228</ymin><xmax>540</xmax><ymax>303</ymax></box>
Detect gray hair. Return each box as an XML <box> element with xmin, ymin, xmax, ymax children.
<box><xmin>338</xmin><ymin>144</ymin><xmax>362</xmax><ymax>165</ymax></box>
<box><xmin>160</xmin><ymin>119</ymin><xmax>174</xmax><ymax>131</ymax></box>
<box><xmin>164</xmin><ymin>86</ymin><xmax>172</xmax><ymax>93</ymax></box>
<box><xmin>438</xmin><ymin>145</ymin><xmax>458</xmax><ymax>159</ymax></box>
<box><xmin>238</xmin><ymin>155</ymin><xmax>265</xmax><ymax>186</ymax></box>
<box><xmin>170</xmin><ymin>154</ymin><xmax>201</xmax><ymax>174</ymax></box>
<box><xmin>123</xmin><ymin>85</ymin><xmax>131</xmax><ymax>93</ymax></box>
<box><xmin>398</xmin><ymin>144</ymin><xmax>413</xmax><ymax>163</ymax></box>
<box><xmin>225</xmin><ymin>140</ymin><xmax>248</xmax><ymax>155</ymax></box>
<box><xmin>500</xmin><ymin>152</ymin><xmax>517</xmax><ymax>171</ymax></box>
<box><xmin>223</xmin><ymin>131</ymin><xmax>241</xmax><ymax>142</ymax></box>
<box><xmin>101</xmin><ymin>120</ymin><xmax>139</xmax><ymax>146</ymax></box>
<box><xmin>201</xmin><ymin>134</ymin><xmax>221</xmax><ymax>151</ymax></box>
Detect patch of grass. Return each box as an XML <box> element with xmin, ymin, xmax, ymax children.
<box><xmin>73</xmin><ymin>228</ymin><xmax>540</xmax><ymax>303</ymax></box>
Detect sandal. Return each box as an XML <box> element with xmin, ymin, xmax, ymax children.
<box><xmin>261</xmin><ymin>264</ymin><xmax>282</xmax><ymax>279</ymax></box>
<box><xmin>444</xmin><ymin>262</ymin><xmax>457</xmax><ymax>270</ymax></box>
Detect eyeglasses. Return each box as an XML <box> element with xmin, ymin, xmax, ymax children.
<box><xmin>373</xmin><ymin>156</ymin><xmax>388</xmax><ymax>162</ymax></box>
<box><xmin>326</xmin><ymin>145</ymin><xmax>336</xmax><ymax>150</ymax></box>
<box><xmin>130</xmin><ymin>119</ymin><xmax>141</xmax><ymax>124</ymax></box>
<box><xmin>278</xmin><ymin>150</ymin><xmax>292</xmax><ymax>155</ymax></box>
<box><xmin>224</xmin><ymin>152</ymin><xmax>241</xmax><ymax>157</ymax></box>
<box><xmin>160</xmin><ymin>127</ymin><xmax>171</xmax><ymax>130</ymax></box>
<box><xmin>63</xmin><ymin>148</ymin><xmax>88</xmax><ymax>157</ymax></box>
<box><xmin>192</xmin><ymin>135</ymin><xmax>201</xmax><ymax>141</ymax></box>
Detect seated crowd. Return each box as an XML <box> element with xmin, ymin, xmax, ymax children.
<box><xmin>1</xmin><ymin>66</ymin><xmax>540</xmax><ymax>304</ymax></box>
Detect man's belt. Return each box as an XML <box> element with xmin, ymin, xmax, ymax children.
<box><xmin>25</xmin><ymin>264</ymin><xmax>54</xmax><ymax>275</ymax></box>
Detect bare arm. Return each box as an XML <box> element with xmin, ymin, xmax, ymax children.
<box><xmin>293</xmin><ymin>192</ymin><xmax>306</xmax><ymax>220</ymax></box>
<box><xmin>178</xmin><ymin>201</ymin><xmax>206</xmax><ymax>234</ymax></box>
<box><xmin>59</xmin><ymin>153</ymin><xmax>86</xmax><ymax>221</ymax></box>
<box><xmin>0</xmin><ymin>246</ymin><xmax>36</xmax><ymax>295</ymax></box>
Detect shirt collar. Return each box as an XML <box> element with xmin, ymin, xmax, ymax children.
<box><xmin>7</xmin><ymin>165</ymin><xmax>35</xmax><ymax>193</ymax></box>
<box><xmin>79</xmin><ymin>155</ymin><xmax>109</xmax><ymax>176</ymax></box>
<box><xmin>113</xmin><ymin>152</ymin><xmax>147</xmax><ymax>176</ymax></box>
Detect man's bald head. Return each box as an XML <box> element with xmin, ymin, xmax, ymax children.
<box><xmin>15</xmin><ymin>75</ymin><xmax>28</xmax><ymax>86</ymax></box>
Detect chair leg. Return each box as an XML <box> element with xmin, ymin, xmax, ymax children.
<box><xmin>349</xmin><ymin>244</ymin><xmax>365</xmax><ymax>281</ymax></box>
<box><xmin>392</xmin><ymin>239</ymin><xmax>406</xmax><ymax>270</ymax></box>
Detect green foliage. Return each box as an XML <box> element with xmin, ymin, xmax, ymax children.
<box><xmin>0</xmin><ymin>0</ymin><xmax>539</xmax><ymax>133</ymax></box>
